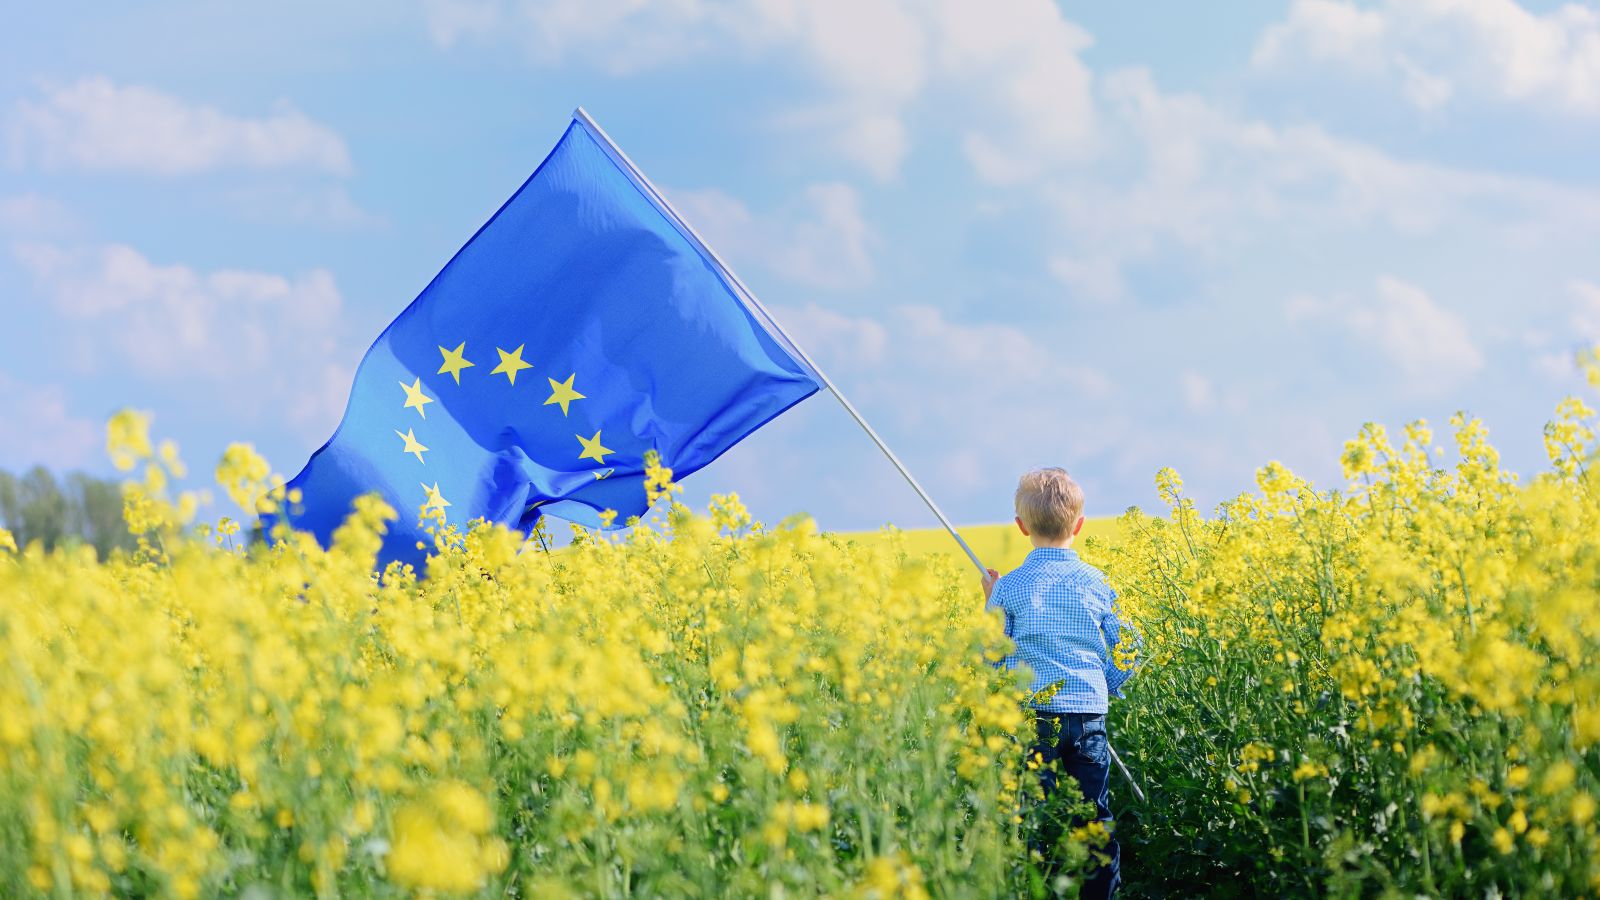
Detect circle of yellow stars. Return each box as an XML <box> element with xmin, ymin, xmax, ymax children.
<box><xmin>392</xmin><ymin>341</ymin><xmax>609</xmax><ymax>516</ymax></box>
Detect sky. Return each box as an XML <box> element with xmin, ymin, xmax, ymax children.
<box><xmin>3</xmin><ymin>0</ymin><xmax>1600</xmax><ymax>534</ymax></box>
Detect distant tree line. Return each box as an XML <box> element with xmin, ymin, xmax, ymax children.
<box><xmin>0</xmin><ymin>467</ymin><xmax>135</xmax><ymax>559</ymax></box>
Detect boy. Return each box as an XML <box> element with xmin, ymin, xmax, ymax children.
<box><xmin>981</xmin><ymin>467</ymin><xmax>1136</xmax><ymax>900</ymax></box>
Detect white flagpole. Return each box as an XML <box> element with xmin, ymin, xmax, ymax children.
<box><xmin>575</xmin><ymin>106</ymin><xmax>1147</xmax><ymax>805</ymax></box>
<box><xmin>574</xmin><ymin>107</ymin><xmax>987</xmax><ymax>577</ymax></box>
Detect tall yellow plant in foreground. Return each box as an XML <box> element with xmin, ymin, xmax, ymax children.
<box><xmin>0</xmin><ymin>417</ymin><xmax>1072</xmax><ymax>898</ymax></box>
<box><xmin>1101</xmin><ymin>350</ymin><xmax>1600</xmax><ymax>897</ymax></box>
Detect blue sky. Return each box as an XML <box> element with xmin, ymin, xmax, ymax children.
<box><xmin>4</xmin><ymin>0</ymin><xmax>1600</xmax><ymax>532</ymax></box>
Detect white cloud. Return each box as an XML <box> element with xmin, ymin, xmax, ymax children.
<box><xmin>1283</xmin><ymin>293</ymin><xmax>1324</xmax><ymax>324</ymax></box>
<box><xmin>1107</xmin><ymin>65</ymin><xmax>1520</xmax><ymax>232</ymax></box>
<box><xmin>1533</xmin><ymin>350</ymin><xmax>1577</xmax><ymax>381</ymax></box>
<box><xmin>14</xmin><ymin>242</ymin><xmax>350</xmax><ymax>435</ymax></box>
<box><xmin>1253</xmin><ymin>0</ymin><xmax>1600</xmax><ymax>116</ymax></box>
<box><xmin>423</xmin><ymin>0</ymin><xmax>1096</xmax><ymax>181</ymax></box>
<box><xmin>1527</xmin><ymin>281</ymin><xmax>1600</xmax><ymax>380</ymax></box>
<box><xmin>0</xmin><ymin>372</ymin><xmax>98</xmax><ymax>470</ymax></box>
<box><xmin>8</xmin><ymin>77</ymin><xmax>351</xmax><ymax>175</ymax></box>
<box><xmin>1038</xmin><ymin>66</ymin><xmax>1600</xmax><ymax>303</ymax></box>
<box><xmin>1178</xmin><ymin>370</ymin><xmax>1215</xmax><ymax>414</ymax></box>
<box><xmin>221</xmin><ymin>183</ymin><xmax>384</xmax><ymax>229</ymax></box>
<box><xmin>753</xmin><ymin>0</ymin><xmax>931</xmax><ymax>177</ymax></box>
<box><xmin>0</xmin><ymin>193</ymin><xmax>80</xmax><ymax>237</ymax></box>
<box><xmin>1398</xmin><ymin>57</ymin><xmax>1456</xmax><ymax>110</ymax></box>
<box><xmin>1572</xmin><ymin>280</ymin><xmax>1600</xmax><ymax>340</ymax></box>
<box><xmin>771</xmin><ymin>106</ymin><xmax>912</xmax><ymax>182</ymax></box>
<box><xmin>1253</xmin><ymin>0</ymin><xmax>1388</xmax><ymax>70</ymax></box>
<box><xmin>1289</xmin><ymin>276</ymin><xmax>1484</xmax><ymax>391</ymax></box>
<box><xmin>930</xmin><ymin>0</ymin><xmax>1097</xmax><ymax>184</ymax></box>
<box><xmin>777</xmin><ymin>303</ymin><xmax>1113</xmax><ymax>402</ymax></box>
<box><xmin>1359</xmin><ymin>276</ymin><xmax>1484</xmax><ymax>383</ymax></box>
<box><xmin>428</xmin><ymin>0</ymin><xmax>720</xmax><ymax>70</ymax></box>
<box><xmin>429</xmin><ymin>0</ymin><xmax>928</xmax><ymax>178</ymax></box>
<box><xmin>669</xmin><ymin>182</ymin><xmax>876</xmax><ymax>290</ymax></box>
<box><xmin>1048</xmin><ymin>256</ymin><xmax>1124</xmax><ymax>305</ymax></box>
<box><xmin>781</xmin><ymin>302</ymin><xmax>1113</xmax><ymax>446</ymax></box>
<box><xmin>774</xmin><ymin>304</ymin><xmax>888</xmax><ymax>367</ymax></box>
<box><xmin>885</xmin><ymin>304</ymin><xmax>1111</xmax><ymax>398</ymax></box>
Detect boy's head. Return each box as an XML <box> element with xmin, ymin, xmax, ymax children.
<box><xmin>1014</xmin><ymin>467</ymin><xmax>1085</xmax><ymax>544</ymax></box>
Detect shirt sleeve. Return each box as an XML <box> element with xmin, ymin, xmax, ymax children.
<box><xmin>1101</xmin><ymin>587</ymin><xmax>1141</xmax><ymax>699</ymax></box>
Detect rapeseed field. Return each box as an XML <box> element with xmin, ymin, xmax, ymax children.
<box><xmin>2</xmin><ymin>347</ymin><xmax>1597</xmax><ymax>897</ymax></box>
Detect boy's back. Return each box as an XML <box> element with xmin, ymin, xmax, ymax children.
<box><xmin>989</xmin><ymin>548</ymin><xmax>1131</xmax><ymax>714</ymax></box>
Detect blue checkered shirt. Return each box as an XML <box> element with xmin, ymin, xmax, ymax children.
<box><xmin>987</xmin><ymin>547</ymin><xmax>1138</xmax><ymax>714</ymax></box>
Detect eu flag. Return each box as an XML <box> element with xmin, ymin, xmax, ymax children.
<box><xmin>273</xmin><ymin>110</ymin><xmax>822</xmax><ymax>568</ymax></box>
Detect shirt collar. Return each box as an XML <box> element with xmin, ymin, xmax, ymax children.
<box><xmin>1026</xmin><ymin>546</ymin><xmax>1078</xmax><ymax>562</ymax></box>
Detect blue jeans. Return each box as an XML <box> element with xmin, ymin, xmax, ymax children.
<box><xmin>1031</xmin><ymin>711</ymin><xmax>1120</xmax><ymax>899</ymax></box>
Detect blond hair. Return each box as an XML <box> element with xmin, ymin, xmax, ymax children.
<box><xmin>1014</xmin><ymin>467</ymin><xmax>1084</xmax><ymax>541</ymax></box>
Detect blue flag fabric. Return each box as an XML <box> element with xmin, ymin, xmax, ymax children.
<box><xmin>272</xmin><ymin>112</ymin><xmax>822</xmax><ymax>568</ymax></box>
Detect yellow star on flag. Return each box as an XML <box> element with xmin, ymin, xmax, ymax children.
<box><xmin>420</xmin><ymin>481</ymin><xmax>450</xmax><ymax>511</ymax></box>
<box><xmin>544</xmin><ymin>373</ymin><xmax>585</xmax><ymax>416</ymax></box>
<box><xmin>437</xmin><ymin>342</ymin><xmax>475</xmax><ymax>384</ymax></box>
<box><xmin>576</xmin><ymin>430</ymin><xmax>613</xmax><ymax>464</ymax></box>
<box><xmin>399</xmin><ymin>378</ymin><xmax>433</xmax><ymax>418</ymax></box>
<box><xmin>395</xmin><ymin>428</ymin><xmax>429</xmax><ymax>463</ymax></box>
<box><xmin>491</xmin><ymin>344</ymin><xmax>534</xmax><ymax>385</ymax></box>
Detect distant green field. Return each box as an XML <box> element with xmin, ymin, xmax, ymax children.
<box><xmin>835</xmin><ymin>518</ymin><xmax>1123</xmax><ymax>574</ymax></box>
